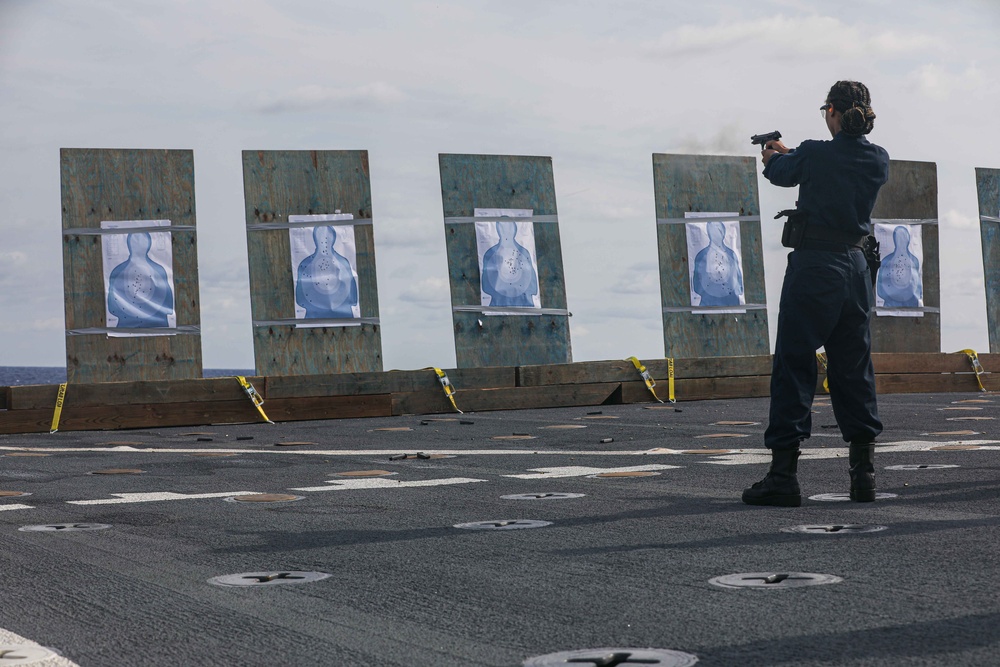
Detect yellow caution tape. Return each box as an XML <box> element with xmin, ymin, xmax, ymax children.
<box><xmin>627</xmin><ymin>356</ymin><xmax>664</xmax><ymax>403</ymax></box>
<box><xmin>957</xmin><ymin>349</ymin><xmax>988</xmax><ymax>393</ymax></box>
<box><xmin>49</xmin><ymin>382</ymin><xmax>68</xmax><ymax>433</ymax></box>
<box><xmin>236</xmin><ymin>376</ymin><xmax>274</xmax><ymax>424</ymax></box>
<box><xmin>816</xmin><ymin>352</ymin><xmax>830</xmax><ymax>394</ymax></box>
<box><xmin>432</xmin><ymin>367</ymin><xmax>463</xmax><ymax>414</ymax></box>
<box><xmin>667</xmin><ymin>357</ymin><xmax>676</xmax><ymax>403</ymax></box>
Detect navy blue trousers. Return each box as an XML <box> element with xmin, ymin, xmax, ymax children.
<box><xmin>765</xmin><ymin>247</ymin><xmax>882</xmax><ymax>451</ymax></box>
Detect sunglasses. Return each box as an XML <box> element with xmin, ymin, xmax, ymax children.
<box><xmin>820</xmin><ymin>103</ymin><xmax>832</xmax><ymax>117</ymax></box>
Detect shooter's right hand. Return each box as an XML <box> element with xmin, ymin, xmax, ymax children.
<box><xmin>764</xmin><ymin>139</ymin><xmax>790</xmax><ymax>154</ymax></box>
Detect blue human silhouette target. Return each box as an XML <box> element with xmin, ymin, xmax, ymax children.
<box><xmin>475</xmin><ymin>208</ymin><xmax>540</xmax><ymax>312</ymax></box>
<box><xmin>684</xmin><ymin>213</ymin><xmax>746</xmax><ymax>312</ymax></box>
<box><xmin>874</xmin><ymin>222</ymin><xmax>924</xmax><ymax>316</ymax></box>
<box><xmin>101</xmin><ymin>219</ymin><xmax>176</xmax><ymax>333</ymax></box>
<box><xmin>288</xmin><ymin>213</ymin><xmax>360</xmax><ymax>325</ymax></box>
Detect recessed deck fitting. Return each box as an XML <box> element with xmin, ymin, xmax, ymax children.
<box><xmin>710</xmin><ymin>572</ymin><xmax>843</xmax><ymax>589</ymax></box>
<box><xmin>225</xmin><ymin>494</ymin><xmax>303</xmax><ymax>503</ymax></box>
<box><xmin>501</xmin><ymin>493</ymin><xmax>585</xmax><ymax>500</ymax></box>
<box><xmin>523</xmin><ymin>647</ymin><xmax>698</xmax><ymax>666</ymax></box>
<box><xmin>208</xmin><ymin>571</ymin><xmax>331</xmax><ymax>587</ymax></box>
<box><xmin>19</xmin><ymin>523</ymin><xmax>111</xmax><ymax>532</ymax></box>
<box><xmin>453</xmin><ymin>519</ymin><xmax>552</xmax><ymax>530</ymax></box>
<box><xmin>781</xmin><ymin>524</ymin><xmax>888</xmax><ymax>534</ymax></box>
<box><xmin>808</xmin><ymin>492</ymin><xmax>898</xmax><ymax>502</ymax></box>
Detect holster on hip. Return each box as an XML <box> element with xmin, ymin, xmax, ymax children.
<box><xmin>776</xmin><ymin>209</ymin><xmax>807</xmax><ymax>249</ymax></box>
<box><xmin>862</xmin><ymin>235</ymin><xmax>881</xmax><ymax>288</ymax></box>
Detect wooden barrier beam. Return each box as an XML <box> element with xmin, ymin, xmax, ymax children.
<box><xmin>392</xmin><ymin>383</ymin><xmax>620</xmax><ymax>416</ymax></box>
<box><xmin>522</xmin><ymin>353</ymin><xmax>995</xmax><ymax>389</ymax></box>
<box><xmin>0</xmin><ymin>352</ymin><xmax>994</xmax><ymax>435</ymax></box>
<box><xmin>621</xmin><ymin>376</ymin><xmax>772</xmax><ymax>404</ymax></box>
<box><xmin>0</xmin><ymin>394</ymin><xmax>391</xmax><ymax>435</ymax></box>
<box><xmin>875</xmin><ymin>372</ymin><xmax>999</xmax><ymax>394</ymax></box>
<box><xmin>519</xmin><ymin>356</ymin><xmax>773</xmax><ymax>387</ymax></box>
<box><xmin>8</xmin><ymin>377</ymin><xmax>267</xmax><ymax>411</ymax></box>
<box><xmin>871</xmin><ymin>352</ymin><xmax>995</xmax><ymax>374</ymax></box>
<box><xmin>0</xmin><ymin>400</ymin><xmax>261</xmax><ymax>434</ymax></box>
<box><xmin>266</xmin><ymin>366</ymin><xmax>516</xmax><ymax>399</ymax></box>
<box><xmin>261</xmin><ymin>395</ymin><xmax>392</xmax><ymax>422</ymax></box>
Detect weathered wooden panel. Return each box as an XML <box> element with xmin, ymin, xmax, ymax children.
<box><xmin>439</xmin><ymin>154</ymin><xmax>571</xmax><ymax>368</ymax></box>
<box><xmin>242</xmin><ymin>150</ymin><xmax>382</xmax><ymax>375</ymax></box>
<box><xmin>519</xmin><ymin>356</ymin><xmax>774</xmax><ymax>387</ymax></box>
<box><xmin>652</xmin><ymin>154</ymin><xmax>769</xmax><ymax>358</ymax></box>
<box><xmin>61</xmin><ymin>148</ymin><xmax>203</xmax><ymax>382</ymax></box>
<box><xmin>391</xmin><ymin>383</ymin><xmax>619</xmax><ymax>416</ymax></box>
<box><xmin>870</xmin><ymin>159</ymin><xmax>940</xmax><ymax>352</ymax></box>
<box><xmin>976</xmin><ymin>167</ymin><xmax>1000</xmax><ymax>354</ymax></box>
<box><xmin>265</xmin><ymin>366</ymin><xmax>516</xmax><ymax>399</ymax></box>
<box><xmin>249</xmin><ymin>324</ymin><xmax>382</xmax><ymax>377</ymax></box>
<box><xmin>452</xmin><ymin>312</ymin><xmax>571</xmax><ymax>369</ymax></box>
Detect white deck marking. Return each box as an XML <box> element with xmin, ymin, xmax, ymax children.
<box><xmin>68</xmin><ymin>491</ymin><xmax>257</xmax><ymax>506</ymax></box>
<box><xmin>0</xmin><ymin>627</ymin><xmax>80</xmax><ymax>666</ymax></box>
<box><xmin>0</xmin><ymin>446</ymin><xmax>644</xmax><ymax>456</ymax></box>
<box><xmin>504</xmin><ymin>464</ymin><xmax>680</xmax><ymax>479</ymax></box>
<box><xmin>291</xmin><ymin>477</ymin><xmax>487</xmax><ymax>492</ymax></box>
<box><xmin>2</xmin><ymin>439</ymin><xmax>997</xmax><ymax>469</ymax></box>
<box><xmin>0</xmin><ymin>503</ymin><xmax>34</xmax><ymax>512</ymax></box>
<box><xmin>700</xmin><ymin>440</ymin><xmax>1000</xmax><ymax>465</ymax></box>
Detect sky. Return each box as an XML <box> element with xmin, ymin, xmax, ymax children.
<box><xmin>1</xmin><ymin>0</ymin><xmax>998</xmax><ymax>371</ymax></box>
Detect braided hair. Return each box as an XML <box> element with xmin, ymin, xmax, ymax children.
<box><xmin>826</xmin><ymin>80</ymin><xmax>876</xmax><ymax>136</ymax></box>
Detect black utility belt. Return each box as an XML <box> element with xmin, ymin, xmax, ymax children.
<box><xmin>774</xmin><ymin>209</ymin><xmax>882</xmax><ymax>287</ymax></box>
<box><xmin>797</xmin><ymin>238</ymin><xmax>864</xmax><ymax>252</ymax></box>
<box><xmin>775</xmin><ymin>209</ymin><xmax>865</xmax><ymax>250</ymax></box>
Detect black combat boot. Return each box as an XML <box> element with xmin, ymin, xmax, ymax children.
<box><xmin>742</xmin><ymin>448</ymin><xmax>801</xmax><ymax>507</ymax></box>
<box><xmin>849</xmin><ymin>442</ymin><xmax>876</xmax><ymax>502</ymax></box>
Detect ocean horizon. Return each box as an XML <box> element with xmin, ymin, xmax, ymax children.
<box><xmin>0</xmin><ymin>367</ymin><xmax>255</xmax><ymax>386</ymax></box>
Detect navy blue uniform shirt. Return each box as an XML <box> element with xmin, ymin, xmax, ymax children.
<box><xmin>763</xmin><ymin>132</ymin><xmax>890</xmax><ymax>237</ymax></box>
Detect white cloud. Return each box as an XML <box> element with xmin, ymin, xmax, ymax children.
<box><xmin>373</xmin><ymin>217</ymin><xmax>442</xmax><ymax>254</ymax></box>
<box><xmin>612</xmin><ymin>263</ymin><xmax>660</xmax><ymax>295</ymax></box>
<box><xmin>258</xmin><ymin>82</ymin><xmax>406</xmax><ymax>113</ymax></box>
<box><xmin>397</xmin><ymin>276</ymin><xmax>449</xmax><ymax>308</ymax></box>
<box><xmin>0</xmin><ymin>250</ymin><xmax>28</xmax><ymax>269</ymax></box>
<box><xmin>29</xmin><ymin>317</ymin><xmax>64</xmax><ymax>332</ymax></box>
<box><xmin>954</xmin><ymin>280</ymin><xmax>986</xmax><ymax>299</ymax></box>
<box><xmin>907</xmin><ymin>62</ymin><xmax>987</xmax><ymax>101</ymax></box>
<box><xmin>942</xmin><ymin>208</ymin><xmax>981</xmax><ymax>231</ymax></box>
<box><xmin>643</xmin><ymin>14</ymin><xmax>941</xmax><ymax>59</ymax></box>
<box><xmin>0</xmin><ymin>1</ymin><xmax>994</xmax><ymax>368</ymax></box>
